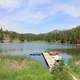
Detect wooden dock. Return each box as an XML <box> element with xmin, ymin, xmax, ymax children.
<box><xmin>42</xmin><ymin>52</ymin><xmax>55</xmax><ymax>69</ymax></box>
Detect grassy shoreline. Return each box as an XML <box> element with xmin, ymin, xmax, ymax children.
<box><xmin>0</xmin><ymin>55</ymin><xmax>52</xmax><ymax>80</ymax></box>
<box><xmin>53</xmin><ymin>48</ymin><xmax>80</xmax><ymax>79</ymax></box>
<box><xmin>0</xmin><ymin>55</ymin><xmax>73</xmax><ymax>80</ymax></box>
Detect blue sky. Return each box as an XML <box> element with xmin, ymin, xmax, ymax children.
<box><xmin>0</xmin><ymin>0</ymin><xmax>80</xmax><ymax>33</ymax></box>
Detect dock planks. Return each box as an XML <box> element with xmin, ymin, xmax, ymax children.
<box><xmin>42</xmin><ymin>52</ymin><xmax>55</xmax><ymax>69</ymax></box>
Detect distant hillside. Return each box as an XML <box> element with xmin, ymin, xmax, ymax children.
<box><xmin>0</xmin><ymin>25</ymin><xmax>80</xmax><ymax>44</ymax></box>
<box><xmin>48</xmin><ymin>29</ymin><xmax>60</xmax><ymax>33</ymax></box>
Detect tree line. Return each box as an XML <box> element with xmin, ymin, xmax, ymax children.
<box><xmin>0</xmin><ymin>26</ymin><xmax>80</xmax><ymax>44</ymax></box>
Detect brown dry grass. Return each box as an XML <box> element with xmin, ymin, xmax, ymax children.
<box><xmin>0</xmin><ymin>57</ymin><xmax>30</xmax><ymax>71</ymax></box>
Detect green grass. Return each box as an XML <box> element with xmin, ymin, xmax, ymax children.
<box><xmin>68</xmin><ymin>56</ymin><xmax>80</xmax><ymax>79</ymax></box>
<box><xmin>52</xmin><ymin>48</ymin><xmax>80</xmax><ymax>79</ymax></box>
<box><xmin>0</xmin><ymin>55</ymin><xmax>72</xmax><ymax>80</ymax></box>
<box><xmin>61</xmin><ymin>48</ymin><xmax>80</xmax><ymax>78</ymax></box>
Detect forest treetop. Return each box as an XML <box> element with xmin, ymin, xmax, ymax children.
<box><xmin>0</xmin><ymin>25</ymin><xmax>80</xmax><ymax>44</ymax></box>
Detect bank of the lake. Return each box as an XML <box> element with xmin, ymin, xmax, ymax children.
<box><xmin>0</xmin><ymin>55</ymin><xmax>73</xmax><ymax>80</ymax></box>
<box><xmin>53</xmin><ymin>48</ymin><xmax>80</xmax><ymax>79</ymax></box>
<box><xmin>67</xmin><ymin>48</ymin><xmax>80</xmax><ymax>79</ymax></box>
<box><xmin>0</xmin><ymin>42</ymin><xmax>78</xmax><ymax>80</ymax></box>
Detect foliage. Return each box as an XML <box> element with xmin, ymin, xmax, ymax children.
<box><xmin>0</xmin><ymin>28</ymin><xmax>4</xmax><ymax>42</ymax></box>
<box><xmin>50</xmin><ymin>60</ymin><xmax>64</xmax><ymax>73</ymax></box>
<box><xmin>54</xmin><ymin>48</ymin><xmax>80</xmax><ymax>78</ymax></box>
<box><xmin>0</xmin><ymin>55</ymin><xmax>73</xmax><ymax>80</ymax></box>
<box><xmin>19</xmin><ymin>34</ymin><xmax>25</xmax><ymax>42</ymax></box>
<box><xmin>0</xmin><ymin>25</ymin><xmax>80</xmax><ymax>44</ymax></box>
<box><xmin>68</xmin><ymin>50</ymin><xmax>80</xmax><ymax>78</ymax></box>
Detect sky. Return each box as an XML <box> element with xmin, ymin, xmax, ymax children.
<box><xmin>0</xmin><ymin>0</ymin><xmax>80</xmax><ymax>33</ymax></box>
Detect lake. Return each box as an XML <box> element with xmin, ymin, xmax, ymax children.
<box><xmin>0</xmin><ymin>42</ymin><xmax>74</xmax><ymax>67</ymax></box>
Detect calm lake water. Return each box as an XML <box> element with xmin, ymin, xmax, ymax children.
<box><xmin>0</xmin><ymin>42</ymin><xmax>74</xmax><ymax>67</ymax></box>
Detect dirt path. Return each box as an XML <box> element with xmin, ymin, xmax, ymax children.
<box><xmin>68</xmin><ymin>71</ymin><xmax>78</xmax><ymax>80</ymax></box>
<box><xmin>64</xmin><ymin>65</ymin><xmax>79</xmax><ymax>80</ymax></box>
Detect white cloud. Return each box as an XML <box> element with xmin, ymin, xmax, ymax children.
<box><xmin>2</xmin><ymin>4</ymin><xmax>80</xmax><ymax>25</ymax></box>
<box><xmin>42</xmin><ymin>3</ymin><xmax>80</xmax><ymax>18</ymax></box>
<box><xmin>49</xmin><ymin>24</ymin><xmax>80</xmax><ymax>32</ymax></box>
<box><xmin>25</xmin><ymin>1</ymin><xmax>80</xmax><ymax>20</ymax></box>
<box><xmin>65</xmin><ymin>6</ymin><xmax>80</xmax><ymax>17</ymax></box>
<box><xmin>0</xmin><ymin>0</ymin><xmax>22</xmax><ymax>11</ymax></box>
<box><xmin>0</xmin><ymin>0</ymin><xmax>80</xmax><ymax>23</ymax></box>
<box><xmin>25</xmin><ymin>0</ymin><xmax>80</xmax><ymax>18</ymax></box>
<box><xmin>0</xmin><ymin>0</ymin><xmax>80</xmax><ymax>33</ymax></box>
<box><xmin>27</xmin><ymin>0</ymin><xmax>52</xmax><ymax>7</ymax></box>
<box><xmin>54</xmin><ymin>4</ymin><xmax>80</xmax><ymax>18</ymax></box>
<box><xmin>15</xmin><ymin>11</ymin><xmax>45</xmax><ymax>23</ymax></box>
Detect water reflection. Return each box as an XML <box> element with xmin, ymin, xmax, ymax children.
<box><xmin>0</xmin><ymin>43</ymin><xmax>74</xmax><ymax>54</ymax></box>
<box><xmin>60</xmin><ymin>52</ymin><xmax>72</xmax><ymax>64</ymax></box>
<box><xmin>0</xmin><ymin>42</ymin><xmax>73</xmax><ymax>67</ymax></box>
